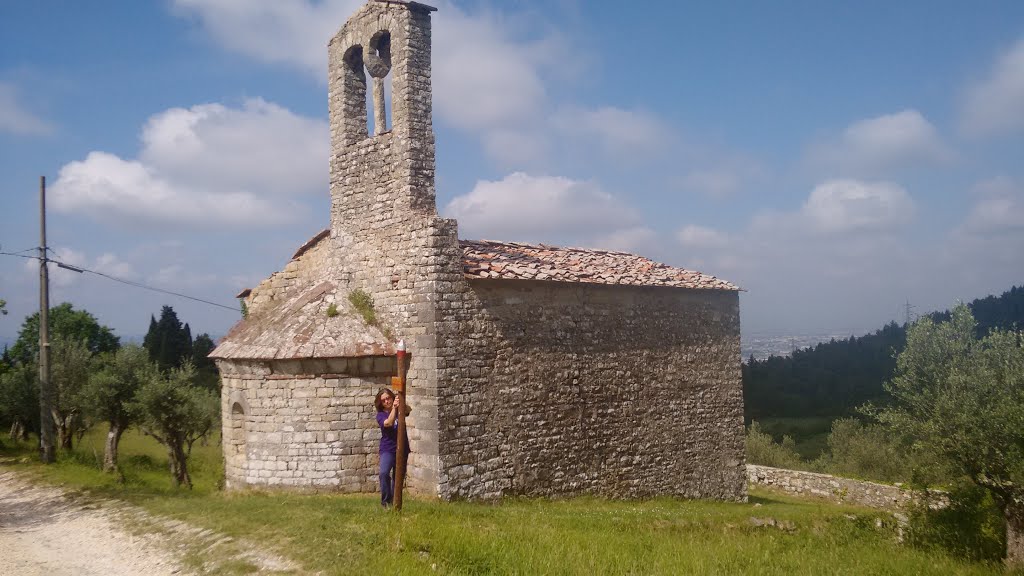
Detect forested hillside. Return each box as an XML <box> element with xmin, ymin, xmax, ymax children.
<box><xmin>744</xmin><ymin>285</ymin><xmax>1024</xmax><ymax>420</ymax></box>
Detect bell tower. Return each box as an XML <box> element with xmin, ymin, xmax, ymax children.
<box><xmin>326</xmin><ymin>1</ymin><xmax>454</xmax><ymax>497</ymax></box>
<box><xmin>327</xmin><ymin>0</ymin><xmax>438</xmax><ymax>233</ymax></box>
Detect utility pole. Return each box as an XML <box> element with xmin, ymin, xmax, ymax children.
<box><xmin>904</xmin><ymin>299</ymin><xmax>916</xmax><ymax>326</ymax></box>
<box><xmin>38</xmin><ymin>175</ymin><xmax>55</xmax><ymax>463</ymax></box>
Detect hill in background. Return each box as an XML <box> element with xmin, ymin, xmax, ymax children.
<box><xmin>744</xmin><ymin>285</ymin><xmax>1024</xmax><ymax>423</ymax></box>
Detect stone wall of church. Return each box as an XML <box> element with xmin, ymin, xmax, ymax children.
<box><xmin>243</xmin><ymin>233</ymin><xmax>335</xmax><ymax>314</ymax></box>
<box><xmin>434</xmin><ymin>281</ymin><xmax>747</xmax><ymax>501</ymax></box>
<box><xmin>218</xmin><ymin>358</ymin><xmax>392</xmax><ymax>491</ymax></box>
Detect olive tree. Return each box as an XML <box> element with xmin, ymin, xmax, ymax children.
<box><xmin>80</xmin><ymin>345</ymin><xmax>154</xmax><ymax>473</ymax></box>
<box><xmin>0</xmin><ymin>362</ymin><xmax>38</xmax><ymax>441</ymax></box>
<box><xmin>50</xmin><ymin>337</ymin><xmax>93</xmax><ymax>450</ymax></box>
<box><xmin>131</xmin><ymin>363</ymin><xmax>218</xmax><ymax>488</ymax></box>
<box><xmin>878</xmin><ymin>304</ymin><xmax>1024</xmax><ymax>565</ymax></box>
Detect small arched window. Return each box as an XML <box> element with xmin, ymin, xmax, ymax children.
<box><xmin>341</xmin><ymin>44</ymin><xmax>368</xmax><ymax>143</ymax></box>
<box><xmin>228</xmin><ymin>401</ymin><xmax>248</xmax><ymax>481</ymax></box>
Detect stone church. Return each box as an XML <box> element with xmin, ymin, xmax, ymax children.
<box><xmin>210</xmin><ymin>0</ymin><xmax>746</xmax><ymax>501</ymax></box>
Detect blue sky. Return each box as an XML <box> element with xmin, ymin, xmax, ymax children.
<box><xmin>2</xmin><ymin>0</ymin><xmax>1023</xmax><ymax>344</ymax></box>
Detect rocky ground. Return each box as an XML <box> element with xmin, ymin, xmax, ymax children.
<box><xmin>0</xmin><ymin>467</ymin><xmax>300</xmax><ymax>575</ymax></box>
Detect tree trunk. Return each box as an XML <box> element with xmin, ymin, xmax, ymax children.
<box><xmin>9</xmin><ymin>421</ymin><xmax>22</xmax><ymax>441</ymax></box>
<box><xmin>1007</xmin><ymin>500</ymin><xmax>1024</xmax><ymax>567</ymax></box>
<box><xmin>103</xmin><ymin>424</ymin><xmax>124</xmax><ymax>473</ymax></box>
<box><xmin>168</xmin><ymin>443</ymin><xmax>192</xmax><ymax>489</ymax></box>
<box><xmin>56</xmin><ymin>419</ymin><xmax>73</xmax><ymax>451</ymax></box>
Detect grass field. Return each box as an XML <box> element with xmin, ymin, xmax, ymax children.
<box><xmin>0</xmin><ymin>427</ymin><xmax>1011</xmax><ymax>575</ymax></box>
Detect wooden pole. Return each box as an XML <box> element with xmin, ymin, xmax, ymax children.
<box><xmin>38</xmin><ymin>175</ymin><xmax>55</xmax><ymax>463</ymax></box>
<box><xmin>394</xmin><ymin>340</ymin><xmax>408</xmax><ymax>510</ymax></box>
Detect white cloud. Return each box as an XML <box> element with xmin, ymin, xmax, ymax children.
<box><xmin>49</xmin><ymin>248</ymin><xmax>87</xmax><ymax>288</ymax></box>
<box><xmin>800</xmin><ymin>180</ymin><xmax>914</xmax><ymax>235</ymax></box>
<box><xmin>170</xmin><ymin>0</ymin><xmax>361</xmax><ymax>78</ymax></box>
<box><xmin>173</xmin><ymin>0</ymin><xmax>558</xmax><ymax>135</ymax></box>
<box><xmin>591</xmin><ymin>226</ymin><xmax>658</xmax><ymax>254</ymax></box>
<box><xmin>139</xmin><ymin>99</ymin><xmax>326</xmax><ymax>195</ymax></box>
<box><xmin>941</xmin><ymin>178</ymin><xmax>1024</xmax><ymax>300</ymax></box>
<box><xmin>805</xmin><ymin>110</ymin><xmax>951</xmax><ymax>176</ymax></box>
<box><xmin>671</xmin><ymin>183</ymin><xmax>922</xmax><ymax>333</ymax></box>
<box><xmin>443</xmin><ymin>172</ymin><xmax>640</xmax><ymax>243</ymax></box>
<box><xmin>481</xmin><ymin>129</ymin><xmax>550</xmax><ymax>168</ymax></box>
<box><xmin>962</xmin><ymin>177</ymin><xmax>1024</xmax><ymax>234</ymax></box>
<box><xmin>677</xmin><ymin>225</ymin><xmax>730</xmax><ymax>249</ymax></box>
<box><xmin>52</xmin><ymin>99</ymin><xmax>326</xmax><ymax>228</ymax></box>
<box><xmin>53</xmin><ymin>152</ymin><xmax>294</xmax><ymax>228</ymax></box>
<box><xmin>94</xmin><ymin>253</ymin><xmax>136</xmax><ymax>279</ymax></box>
<box><xmin>0</xmin><ymin>81</ymin><xmax>53</xmax><ymax>135</ymax></box>
<box><xmin>23</xmin><ymin>248</ymin><xmax>135</xmax><ymax>289</ymax></box>
<box><xmin>663</xmin><ymin>141</ymin><xmax>769</xmax><ymax>199</ymax></box>
<box><xmin>171</xmin><ymin>0</ymin><xmax>600</xmax><ymax>169</ymax></box>
<box><xmin>552</xmin><ymin>106</ymin><xmax>667</xmax><ymax>159</ymax></box>
<box><xmin>433</xmin><ymin>6</ymin><xmax>553</xmax><ymax>132</ymax></box>
<box><xmin>962</xmin><ymin>38</ymin><xmax>1024</xmax><ymax>137</ymax></box>
<box><xmin>667</xmin><ymin>178</ymin><xmax>1018</xmax><ymax>335</ymax></box>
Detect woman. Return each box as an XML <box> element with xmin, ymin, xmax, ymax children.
<box><xmin>374</xmin><ymin>388</ymin><xmax>410</xmax><ymax>507</ymax></box>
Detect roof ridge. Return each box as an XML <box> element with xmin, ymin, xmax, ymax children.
<box><xmin>292</xmin><ymin>229</ymin><xmax>331</xmax><ymax>260</ymax></box>
<box><xmin>460</xmin><ymin>237</ymin><xmax>740</xmax><ymax>290</ymax></box>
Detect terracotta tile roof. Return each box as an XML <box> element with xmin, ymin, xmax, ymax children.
<box><xmin>265</xmin><ymin>230</ymin><xmax>739</xmax><ymax>291</ymax></box>
<box><xmin>460</xmin><ymin>239</ymin><xmax>740</xmax><ymax>291</ymax></box>
<box><xmin>210</xmin><ymin>280</ymin><xmax>395</xmax><ymax>360</ymax></box>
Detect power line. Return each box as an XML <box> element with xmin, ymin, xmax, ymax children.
<box><xmin>0</xmin><ymin>250</ymin><xmax>38</xmax><ymax>260</ymax></box>
<box><xmin>0</xmin><ymin>249</ymin><xmax>241</xmax><ymax>313</ymax></box>
<box><xmin>76</xmin><ymin>266</ymin><xmax>242</xmax><ymax>312</ymax></box>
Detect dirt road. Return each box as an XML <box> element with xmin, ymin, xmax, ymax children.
<box><xmin>0</xmin><ymin>468</ymin><xmax>298</xmax><ymax>575</ymax></box>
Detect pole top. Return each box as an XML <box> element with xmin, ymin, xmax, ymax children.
<box><xmin>397</xmin><ymin>339</ymin><xmax>406</xmax><ymax>352</ymax></box>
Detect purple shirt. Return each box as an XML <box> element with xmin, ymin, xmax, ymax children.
<box><xmin>377</xmin><ymin>411</ymin><xmax>409</xmax><ymax>455</ymax></box>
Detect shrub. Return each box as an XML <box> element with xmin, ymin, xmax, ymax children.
<box><xmin>904</xmin><ymin>479</ymin><xmax>1006</xmax><ymax>563</ymax></box>
<box><xmin>746</xmin><ymin>421</ymin><xmax>803</xmax><ymax>469</ymax></box>
<box><xmin>347</xmin><ymin>289</ymin><xmax>376</xmax><ymax>326</ymax></box>
<box><xmin>814</xmin><ymin>418</ymin><xmax>910</xmax><ymax>482</ymax></box>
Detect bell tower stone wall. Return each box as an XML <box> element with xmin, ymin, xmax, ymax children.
<box><xmin>326</xmin><ymin>0</ymin><xmax>462</xmax><ymax>495</ymax></box>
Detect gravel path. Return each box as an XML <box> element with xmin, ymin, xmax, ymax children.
<box><xmin>0</xmin><ymin>468</ymin><xmax>299</xmax><ymax>575</ymax></box>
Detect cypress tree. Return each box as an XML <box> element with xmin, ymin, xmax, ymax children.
<box><xmin>144</xmin><ymin>306</ymin><xmax>193</xmax><ymax>372</ymax></box>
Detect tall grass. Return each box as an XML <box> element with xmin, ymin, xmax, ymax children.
<box><xmin>0</xmin><ymin>428</ymin><xmax>1006</xmax><ymax>575</ymax></box>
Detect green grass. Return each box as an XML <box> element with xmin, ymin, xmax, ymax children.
<box><xmin>5</xmin><ymin>426</ymin><xmax>224</xmax><ymax>495</ymax></box>
<box><xmin>0</xmin><ymin>428</ymin><xmax>1009</xmax><ymax>575</ymax></box>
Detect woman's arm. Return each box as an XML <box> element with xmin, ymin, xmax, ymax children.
<box><xmin>383</xmin><ymin>399</ymin><xmax>399</xmax><ymax>427</ymax></box>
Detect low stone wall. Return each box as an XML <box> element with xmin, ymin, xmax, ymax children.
<box><xmin>747</xmin><ymin>464</ymin><xmax>913</xmax><ymax>510</ymax></box>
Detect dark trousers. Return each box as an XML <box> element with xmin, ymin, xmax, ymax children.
<box><xmin>379</xmin><ymin>451</ymin><xmax>396</xmax><ymax>507</ymax></box>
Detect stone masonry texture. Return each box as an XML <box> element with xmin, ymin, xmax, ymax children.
<box><xmin>211</xmin><ymin>0</ymin><xmax>746</xmax><ymax>501</ymax></box>
<box><xmin>747</xmin><ymin>465</ymin><xmax>949</xmax><ymax>511</ymax></box>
